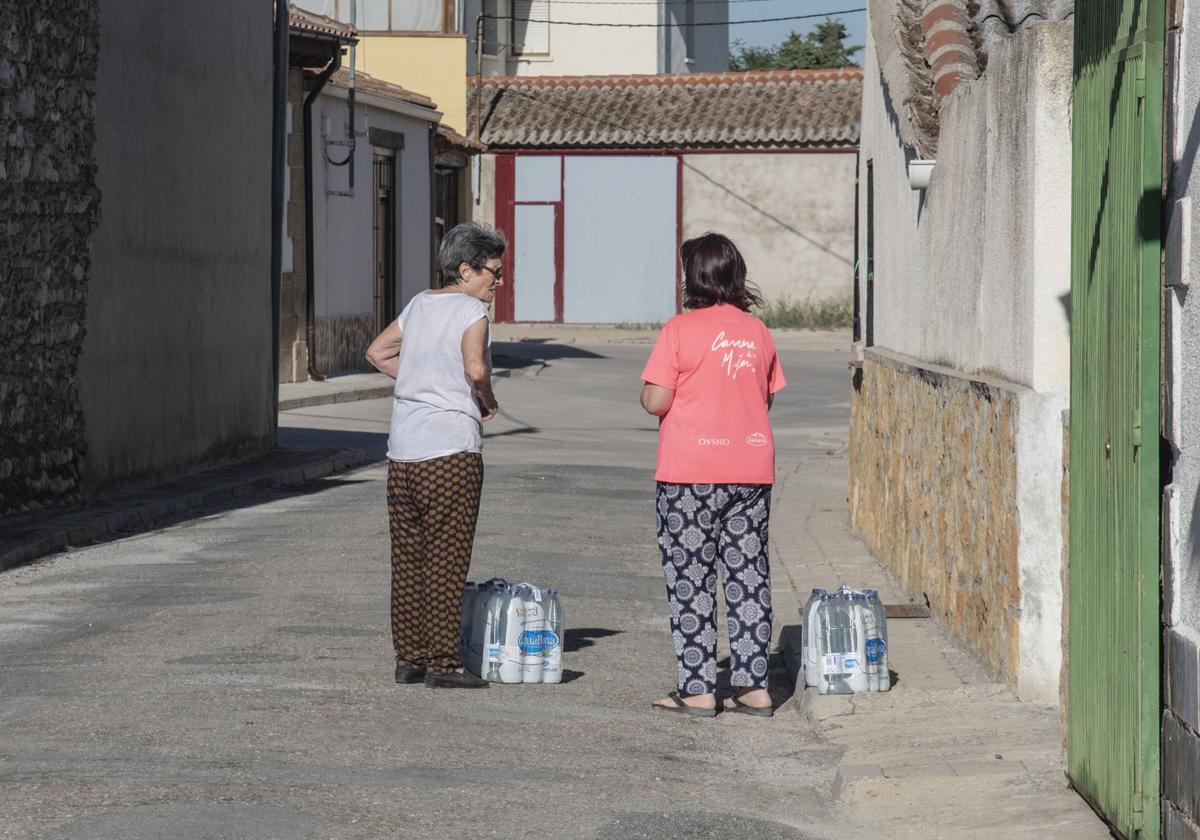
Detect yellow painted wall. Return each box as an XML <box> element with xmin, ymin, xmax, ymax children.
<box><xmin>354</xmin><ymin>36</ymin><xmax>467</xmax><ymax>134</ymax></box>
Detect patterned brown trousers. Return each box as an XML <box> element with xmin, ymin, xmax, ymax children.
<box><xmin>387</xmin><ymin>452</ymin><xmax>483</xmax><ymax>674</ymax></box>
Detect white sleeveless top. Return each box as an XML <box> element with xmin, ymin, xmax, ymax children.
<box><xmin>387</xmin><ymin>290</ymin><xmax>490</xmax><ymax>462</ymax></box>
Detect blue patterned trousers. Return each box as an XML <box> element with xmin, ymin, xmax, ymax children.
<box><xmin>656</xmin><ymin>482</ymin><xmax>773</xmax><ymax>696</ymax></box>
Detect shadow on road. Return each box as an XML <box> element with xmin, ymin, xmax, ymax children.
<box><xmin>276</xmin><ymin>428</ymin><xmax>389</xmax><ymax>458</ymax></box>
<box><xmin>564</xmin><ymin>627</ymin><xmax>623</xmax><ymax>653</ymax></box>
<box><xmin>714</xmin><ymin>650</ymin><xmax>797</xmax><ymax>711</ymax></box>
<box><xmin>493</xmin><ymin>341</ymin><xmax>607</xmax><ymax>370</ymax></box>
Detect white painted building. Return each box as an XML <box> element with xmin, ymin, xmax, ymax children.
<box><xmin>308</xmin><ymin>70</ymin><xmax>483</xmax><ymax>375</ymax></box>
<box><xmin>464</xmin><ymin>0</ymin><xmax>729</xmax><ymax>76</ymax></box>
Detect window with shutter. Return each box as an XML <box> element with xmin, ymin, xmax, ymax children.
<box><xmin>513</xmin><ymin>0</ymin><xmax>550</xmax><ymax>55</ymax></box>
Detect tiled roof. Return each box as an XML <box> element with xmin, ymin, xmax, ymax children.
<box><xmin>437</xmin><ymin>125</ymin><xmax>487</xmax><ymax>154</ymax></box>
<box><xmin>874</xmin><ymin>0</ymin><xmax>1072</xmax><ymax>156</ymax></box>
<box><xmin>976</xmin><ymin>0</ymin><xmax>1074</xmax><ymax>56</ymax></box>
<box><xmin>328</xmin><ymin>68</ymin><xmax>438</xmax><ymax>112</ymax></box>
<box><xmin>468</xmin><ymin>69</ymin><xmax>862</xmax><ymax>150</ymax></box>
<box><xmin>288</xmin><ymin>6</ymin><xmax>357</xmax><ymax>40</ymax></box>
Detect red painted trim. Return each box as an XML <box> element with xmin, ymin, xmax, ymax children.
<box><xmin>675</xmin><ymin>154</ymin><xmax>683</xmax><ymax>315</ymax></box>
<box><xmin>484</xmin><ymin>146</ymin><xmax>858</xmax><ymax>157</ymax></box>
<box><xmin>554</xmin><ymin>156</ymin><xmax>565</xmax><ymax>323</ymax></box>
<box><xmin>494</xmin><ymin>154</ymin><xmax>515</xmax><ymax>323</ymax></box>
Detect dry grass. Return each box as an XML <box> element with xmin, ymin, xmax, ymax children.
<box><xmin>757</xmin><ymin>295</ymin><xmax>854</xmax><ymax>330</ymax></box>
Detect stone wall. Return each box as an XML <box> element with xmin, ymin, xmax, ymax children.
<box><xmin>0</xmin><ymin>2</ymin><xmax>101</xmax><ymax>513</ymax></box>
<box><xmin>850</xmin><ymin>350</ymin><xmax>1022</xmax><ymax>683</ymax></box>
<box><xmin>315</xmin><ymin>314</ymin><xmax>374</xmax><ymax>375</ymax></box>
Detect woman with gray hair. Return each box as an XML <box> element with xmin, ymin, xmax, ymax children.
<box><xmin>365</xmin><ymin>221</ymin><xmax>506</xmax><ymax>690</ymax></box>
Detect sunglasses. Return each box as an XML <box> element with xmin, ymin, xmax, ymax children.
<box><xmin>478</xmin><ymin>264</ymin><xmax>503</xmax><ymax>281</ymax></box>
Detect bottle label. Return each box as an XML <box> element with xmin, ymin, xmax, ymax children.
<box><xmin>487</xmin><ymin>645</ymin><xmax>500</xmax><ymax>662</ymax></box>
<box><xmin>866</xmin><ymin>638</ymin><xmax>887</xmax><ymax>663</ymax></box>
<box><xmin>518</xmin><ymin>629</ymin><xmax>559</xmax><ymax>654</ymax></box>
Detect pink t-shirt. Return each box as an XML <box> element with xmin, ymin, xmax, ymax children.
<box><xmin>641</xmin><ymin>304</ymin><xmax>786</xmax><ymax>485</ymax></box>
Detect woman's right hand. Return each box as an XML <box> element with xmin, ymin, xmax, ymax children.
<box><xmin>481</xmin><ymin>402</ymin><xmax>499</xmax><ymax>422</ymax></box>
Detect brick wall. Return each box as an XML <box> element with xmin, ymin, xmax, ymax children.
<box><xmin>850</xmin><ymin>350</ymin><xmax>1022</xmax><ymax>683</ymax></box>
<box><xmin>0</xmin><ymin>2</ymin><xmax>101</xmax><ymax>513</ymax></box>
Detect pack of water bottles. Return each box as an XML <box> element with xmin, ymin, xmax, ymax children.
<box><xmin>460</xmin><ymin>578</ymin><xmax>564</xmax><ymax>684</ymax></box>
<box><xmin>801</xmin><ymin>585</ymin><xmax>891</xmax><ymax>694</ymax></box>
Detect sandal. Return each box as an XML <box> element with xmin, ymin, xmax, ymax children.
<box><xmin>652</xmin><ymin>690</ymin><xmax>718</xmax><ymax>718</ymax></box>
<box><xmin>724</xmin><ymin>694</ymin><xmax>774</xmax><ymax>717</ymax></box>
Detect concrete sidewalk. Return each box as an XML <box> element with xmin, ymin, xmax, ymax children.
<box><xmin>771</xmin><ymin>450</ymin><xmax>1104</xmax><ymax>838</ymax></box>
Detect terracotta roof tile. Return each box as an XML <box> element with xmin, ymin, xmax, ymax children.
<box><xmin>328</xmin><ymin>68</ymin><xmax>438</xmax><ymax>112</ymax></box>
<box><xmin>468</xmin><ymin>69</ymin><xmax>862</xmax><ymax>150</ymax></box>
<box><xmin>288</xmin><ymin>6</ymin><xmax>357</xmax><ymax>40</ymax></box>
<box><xmin>437</xmin><ymin>125</ymin><xmax>487</xmax><ymax>153</ymax></box>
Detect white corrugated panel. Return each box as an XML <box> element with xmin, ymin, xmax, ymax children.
<box><xmin>564</xmin><ymin>156</ymin><xmax>677</xmax><ymax>324</ymax></box>
<box><xmin>514</xmin><ymin>0</ymin><xmax>550</xmax><ymax>54</ymax></box>
<box><xmin>515</xmin><ymin>155</ymin><xmax>561</xmax><ymax>202</ymax></box>
<box><xmin>514</xmin><ymin>205</ymin><xmax>557</xmax><ymax>322</ymax></box>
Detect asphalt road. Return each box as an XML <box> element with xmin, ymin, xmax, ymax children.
<box><xmin>0</xmin><ymin>341</ymin><xmax>851</xmax><ymax>840</ymax></box>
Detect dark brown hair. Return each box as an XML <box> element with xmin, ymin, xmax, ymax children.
<box><xmin>680</xmin><ymin>232</ymin><xmax>763</xmax><ymax>312</ymax></box>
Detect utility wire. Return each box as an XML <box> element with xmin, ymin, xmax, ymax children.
<box><xmin>535</xmin><ymin>0</ymin><xmax>788</xmax><ymax>4</ymax></box>
<box><xmin>482</xmin><ymin>8</ymin><xmax>865</xmax><ymax>26</ymax></box>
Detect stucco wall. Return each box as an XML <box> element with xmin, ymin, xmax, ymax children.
<box><xmin>859</xmin><ymin>22</ymin><xmax>1072</xmax><ymax>393</ymax></box>
<box><xmin>853</xmin><ymin>20</ymin><xmax>1073</xmax><ymax>704</ymax></box>
<box><xmin>682</xmin><ymin>152</ymin><xmax>855</xmax><ymax>305</ymax></box>
<box><xmin>312</xmin><ymin>91</ymin><xmax>433</xmax><ymax>373</ymax></box>
<box><xmin>0</xmin><ymin>2</ymin><xmax>100</xmax><ymax>513</ymax></box>
<box><xmin>80</xmin><ymin>1</ymin><xmax>274</xmax><ymax>487</ymax></box>
<box><xmin>355</xmin><ymin>36</ymin><xmax>467</xmax><ymax>134</ymax></box>
<box><xmin>1163</xmin><ymin>0</ymin><xmax>1200</xmax><ymax>831</ymax></box>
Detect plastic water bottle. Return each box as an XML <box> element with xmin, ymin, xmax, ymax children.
<box><xmin>485</xmin><ymin>584</ymin><xmax>525</xmax><ymax>684</ymax></box>
<box><xmin>470</xmin><ymin>580</ymin><xmax>501</xmax><ymax>676</ymax></box>
<box><xmin>801</xmin><ymin>588</ymin><xmax>827</xmax><ymax>688</ymax></box>
<box><xmin>817</xmin><ymin>594</ymin><xmax>857</xmax><ymax>695</ymax></box>
<box><xmin>863</xmin><ymin>589</ymin><xmax>890</xmax><ymax>692</ymax></box>
<box><xmin>845</xmin><ymin>593</ymin><xmax>870</xmax><ymax>693</ymax></box>
<box><xmin>518</xmin><ymin>585</ymin><xmax>547</xmax><ymax>683</ymax></box>
<box><xmin>541</xmin><ymin>589</ymin><xmax>564</xmax><ymax>684</ymax></box>
<box><xmin>460</xmin><ymin>582</ymin><xmax>477</xmax><ymax>664</ymax></box>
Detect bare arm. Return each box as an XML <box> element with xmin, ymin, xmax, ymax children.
<box><xmin>462</xmin><ymin>317</ymin><xmax>499</xmax><ymax>421</ymax></box>
<box><xmin>640</xmin><ymin>383</ymin><xmax>675</xmax><ymax>417</ymax></box>
<box><xmin>365</xmin><ymin>320</ymin><xmax>404</xmax><ymax>379</ymax></box>
<box><xmin>768</xmin><ymin>392</ymin><xmax>775</xmax><ymax>412</ymax></box>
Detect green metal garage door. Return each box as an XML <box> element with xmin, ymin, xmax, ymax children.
<box><xmin>1068</xmin><ymin>2</ymin><xmax>1164</xmax><ymax>837</ymax></box>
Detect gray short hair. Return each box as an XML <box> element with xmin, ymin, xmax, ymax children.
<box><xmin>438</xmin><ymin>222</ymin><xmax>507</xmax><ymax>286</ymax></box>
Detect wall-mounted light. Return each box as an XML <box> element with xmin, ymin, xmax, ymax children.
<box><xmin>908</xmin><ymin>159</ymin><xmax>935</xmax><ymax>190</ymax></box>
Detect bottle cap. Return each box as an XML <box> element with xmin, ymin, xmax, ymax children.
<box><xmin>811</xmin><ymin>588</ymin><xmax>827</xmax><ymax>596</ymax></box>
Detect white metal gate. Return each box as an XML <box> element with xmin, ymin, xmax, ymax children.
<box><xmin>505</xmin><ymin>153</ymin><xmax>679</xmax><ymax>324</ymax></box>
<box><xmin>563</xmin><ymin>156</ymin><xmax>677</xmax><ymax>324</ymax></box>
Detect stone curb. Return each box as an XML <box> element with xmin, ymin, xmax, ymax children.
<box><xmin>0</xmin><ymin>448</ymin><xmax>372</xmax><ymax>574</ymax></box>
<box><xmin>278</xmin><ymin>387</ymin><xmax>394</xmax><ymax>412</ymax></box>
<box><xmin>276</xmin><ymin>367</ymin><xmax>538</xmax><ymax>412</ymax></box>
<box><xmin>832</xmin><ymin>759</ymin><xmax>1034</xmax><ymax>802</ymax></box>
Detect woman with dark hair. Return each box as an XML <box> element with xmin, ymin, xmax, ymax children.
<box><xmin>640</xmin><ymin>232</ymin><xmax>786</xmax><ymax>717</ymax></box>
<box><xmin>365</xmin><ymin>222</ymin><xmax>506</xmax><ymax>690</ymax></box>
